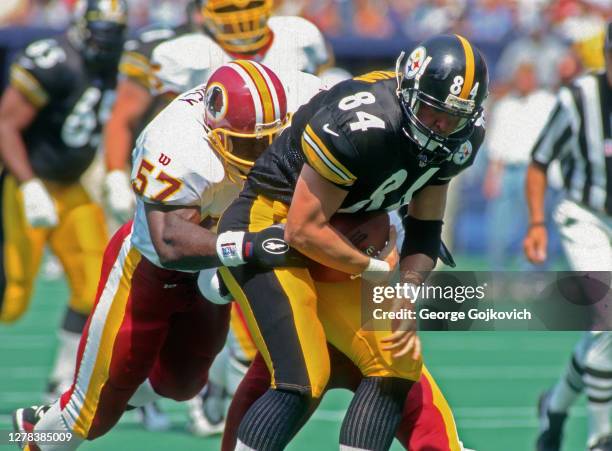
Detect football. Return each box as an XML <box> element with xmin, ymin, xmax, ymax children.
<box><xmin>308</xmin><ymin>212</ymin><xmax>390</xmax><ymax>283</ymax></box>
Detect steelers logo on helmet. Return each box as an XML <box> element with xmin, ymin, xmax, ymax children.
<box><xmin>397</xmin><ymin>34</ymin><xmax>489</xmax><ymax>166</ymax></box>
<box><xmin>453</xmin><ymin>140</ymin><xmax>473</xmax><ymax>165</ymax></box>
<box><xmin>205</xmin><ymin>82</ymin><xmax>228</xmax><ymax>123</ymax></box>
<box><xmin>405</xmin><ymin>46</ymin><xmax>427</xmax><ymax>79</ymax></box>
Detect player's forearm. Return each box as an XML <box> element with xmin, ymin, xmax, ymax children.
<box><xmin>399</xmin><ymin>254</ymin><xmax>435</xmax><ymax>287</ymax></box>
<box><xmin>104</xmin><ymin>115</ymin><xmax>135</xmax><ymax>171</ymax></box>
<box><xmin>104</xmin><ymin>80</ymin><xmax>152</xmax><ymax>171</ymax></box>
<box><xmin>157</xmin><ymin>214</ymin><xmax>221</xmax><ymax>270</ymax></box>
<box><xmin>285</xmin><ymin>222</ymin><xmax>369</xmax><ymax>275</ymax></box>
<box><xmin>525</xmin><ymin>162</ymin><xmax>548</xmax><ymax>224</ymax></box>
<box><xmin>0</xmin><ymin>124</ymin><xmax>35</xmax><ymax>183</ymax></box>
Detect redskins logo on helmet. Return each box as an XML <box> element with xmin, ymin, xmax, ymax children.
<box><xmin>202</xmin><ymin>0</ymin><xmax>273</xmax><ymax>54</ymax></box>
<box><xmin>204</xmin><ymin>60</ymin><xmax>288</xmax><ymax>181</ymax></box>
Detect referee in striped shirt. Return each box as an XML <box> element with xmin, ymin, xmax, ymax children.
<box><xmin>525</xmin><ymin>22</ymin><xmax>612</xmax><ymax>451</ymax></box>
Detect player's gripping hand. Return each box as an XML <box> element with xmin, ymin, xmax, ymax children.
<box><xmin>20</xmin><ymin>178</ymin><xmax>58</xmax><ymax>228</ymax></box>
<box><xmin>361</xmin><ymin>226</ymin><xmax>398</xmax><ymax>283</ymax></box>
<box><xmin>104</xmin><ymin>169</ymin><xmax>135</xmax><ymax>224</ymax></box>
<box><xmin>381</xmin><ymin>297</ymin><xmax>421</xmax><ymax>360</ymax></box>
<box><xmin>216</xmin><ymin>224</ymin><xmax>306</xmax><ymax>268</ymax></box>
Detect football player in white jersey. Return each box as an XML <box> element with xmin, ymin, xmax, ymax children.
<box><xmin>103</xmin><ymin>0</ymin><xmax>330</xmax><ymax>223</ymax></box>
<box><xmin>12</xmin><ymin>61</ymin><xmax>320</xmax><ymax>451</ymax></box>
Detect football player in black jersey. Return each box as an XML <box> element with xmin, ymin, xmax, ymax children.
<box><xmin>0</xmin><ymin>0</ymin><xmax>127</xmax><ymax>402</ymax></box>
<box><xmin>216</xmin><ymin>34</ymin><xmax>488</xmax><ymax>450</ymax></box>
<box><xmin>102</xmin><ymin>0</ymin><xmax>205</xmax><ymax>224</ymax></box>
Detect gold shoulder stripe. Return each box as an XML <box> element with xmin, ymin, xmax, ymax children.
<box><xmin>9</xmin><ymin>64</ymin><xmax>49</xmax><ymax>108</ymax></box>
<box><xmin>302</xmin><ymin>135</ymin><xmax>353</xmax><ymax>186</ymax></box>
<box><xmin>455</xmin><ymin>34</ymin><xmax>475</xmax><ymax>100</ymax></box>
<box><xmin>302</xmin><ymin>125</ymin><xmax>356</xmax><ymax>186</ymax></box>
<box><xmin>353</xmin><ymin>70</ymin><xmax>397</xmax><ymax>83</ymax></box>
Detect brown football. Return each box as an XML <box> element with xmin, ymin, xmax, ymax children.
<box><xmin>309</xmin><ymin>212</ymin><xmax>390</xmax><ymax>283</ymax></box>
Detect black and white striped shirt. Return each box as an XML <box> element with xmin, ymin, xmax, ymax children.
<box><xmin>531</xmin><ymin>70</ymin><xmax>612</xmax><ymax>215</ymax></box>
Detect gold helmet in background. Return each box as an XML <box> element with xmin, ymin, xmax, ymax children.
<box><xmin>202</xmin><ymin>0</ymin><xmax>273</xmax><ymax>54</ymax></box>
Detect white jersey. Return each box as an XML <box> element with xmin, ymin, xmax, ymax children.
<box><xmin>130</xmin><ymin>71</ymin><xmax>322</xmax><ymax>270</ymax></box>
<box><xmin>150</xmin><ymin>16</ymin><xmax>329</xmax><ymax>95</ymax></box>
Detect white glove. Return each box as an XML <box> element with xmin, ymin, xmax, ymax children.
<box><xmin>197</xmin><ymin>268</ymin><xmax>232</xmax><ymax>305</ymax></box>
<box><xmin>104</xmin><ymin>170</ymin><xmax>135</xmax><ymax>223</ymax></box>
<box><xmin>20</xmin><ymin>178</ymin><xmax>58</xmax><ymax>228</ymax></box>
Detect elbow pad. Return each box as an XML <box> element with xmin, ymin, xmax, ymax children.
<box><xmin>400</xmin><ymin>215</ymin><xmax>443</xmax><ymax>263</ymax></box>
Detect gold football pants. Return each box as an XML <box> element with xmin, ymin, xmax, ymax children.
<box><xmin>0</xmin><ymin>172</ymin><xmax>108</xmax><ymax>322</ymax></box>
<box><xmin>219</xmin><ymin>194</ymin><xmax>422</xmax><ymax>398</ymax></box>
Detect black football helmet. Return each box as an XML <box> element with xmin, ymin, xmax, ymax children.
<box><xmin>396</xmin><ymin>34</ymin><xmax>488</xmax><ymax>165</ymax></box>
<box><xmin>70</xmin><ymin>0</ymin><xmax>128</xmax><ymax>70</ymax></box>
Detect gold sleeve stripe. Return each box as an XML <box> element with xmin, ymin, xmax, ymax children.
<box><xmin>118</xmin><ymin>64</ymin><xmax>151</xmax><ymax>87</ymax></box>
<box><xmin>455</xmin><ymin>34</ymin><xmax>475</xmax><ymax>100</ymax></box>
<box><xmin>9</xmin><ymin>64</ymin><xmax>48</xmax><ymax>108</ymax></box>
<box><xmin>302</xmin><ymin>125</ymin><xmax>356</xmax><ymax>186</ymax></box>
<box><xmin>121</xmin><ymin>50</ymin><xmax>150</xmax><ymax>66</ymax></box>
<box><xmin>353</xmin><ymin>70</ymin><xmax>397</xmax><ymax>83</ymax></box>
<box><xmin>305</xmin><ymin>125</ymin><xmax>355</xmax><ymax>182</ymax></box>
<box><xmin>233</xmin><ymin>60</ymin><xmax>275</xmax><ymax>124</ymax></box>
<box><xmin>301</xmin><ymin>135</ymin><xmax>352</xmax><ymax>186</ymax></box>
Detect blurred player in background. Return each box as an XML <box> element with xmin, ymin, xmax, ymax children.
<box><xmin>11</xmin><ymin>61</ymin><xmax>319</xmax><ymax>451</ymax></box>
<box><xmin>102</xmin><ymin>0</ymin><xmax>330</xmax><ymax>224</ymax></box>
<box><xmin>102</xmin><ymin>0</ymin><xmax>205</xmax><ymax>225</ymax></box>
<box><xmin>0</xmin><ymin>0</ymin><xmax>127</xmax><ymax>402</ymax></box>
<box><xmin>524</xmin><ymin>21</ymin><xmax>612</xmax><ymax>451</ymax></box>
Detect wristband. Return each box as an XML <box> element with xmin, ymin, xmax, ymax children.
<box><xmin>361</xmin><ymin>258</ymin><xmax>391</xmax><ymax>282</ymax></box>
<box><xmin>216</xmin><ymin>231</ymin><xmax>246</xmax><ymax>267</ymax></box>
<box><xmin>365</xmin><ymin>258</ymin><xmax>391</xmax><ymax>273</ymax></box>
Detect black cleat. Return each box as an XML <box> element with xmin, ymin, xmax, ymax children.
<box><xmin>590</xmin><ymin>434</ymin><xmax>612</xmax><ymax>451</ymax></box>
<box><xmin>536</xmin><ymin>390</ymin><xmax>567</xmax><ymax>451</ymax></box>
<box><xmin>12</xmin><ymin>405</ymin><xmax>51</xmax><ymax>448</ymax></box>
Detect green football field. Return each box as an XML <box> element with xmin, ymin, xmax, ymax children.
<box><xmin>0</xmin><ymin>268</ymin><xmax>588</xmax><ymax>451</ymax></box>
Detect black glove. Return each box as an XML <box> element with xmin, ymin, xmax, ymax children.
<box><xmin>216</xmin><ymin>224</ymin><xmax>306</xmax><ymax>268</ymax></box>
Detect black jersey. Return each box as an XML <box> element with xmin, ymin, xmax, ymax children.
<box><xmin>119</xmin><ymin>23</ymin><xmax>193</xmax><ymax>92</ymax></box>
<box><xmin>244</xmin><ymin>73</ymin><xmax>485</xmax><ymax>213</ymax></box>
<box><xmin>10</xmin><ymin>35</ymin><xmax>118</xmax><ymax>183</ymax></box>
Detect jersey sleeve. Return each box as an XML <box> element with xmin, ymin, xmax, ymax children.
<box><xmin>292</xmin><ymin>17</ymin><xmax>331</xmax><ymax>75</ymax></box>
<box><xmin>300</xmin><ymin>107</ymin><xmax>361</xmax><ymax>188</ymax></box>
<box><xmin>530</xmin><ymin>87</ymin><xmax>577</xmax><ymax>169</ymax></box>
<box><xmin>9</xmin><ymin>38</ymin><xmax>72</xmax><ymax>109</ymax></box>
<box><xmin>150</xmin><ymin>33</ymin><xmax>222</xmax><ymax>96</ymax></box>
<box><xmin>130</xmin><ymin>98</ymin><xmax>215</xmax><ymax>206</ymax></box>
<box><xmin>430</xmin><ymin>120</ymin><xmax>485</xmax><ymax>185</ymax></box>
<box><xmin>119</xmin><ymin>26</ymin><xmax>177</xmax><ymax>90</ymax></box>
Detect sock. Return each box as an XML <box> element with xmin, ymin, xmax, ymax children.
<box><xmin>340</xmin><ymin>377</ymin><xmax>413</xmax><ymax>451</ymax></box>
<box><xmin>128</xmin><ymin>378</ymin><xmax>162</xmax><ymax>407</ymax></box>
<box><xmin>49</xmin><ymin>308</ymin><xmax>88</xmax><ymax>394</ymax></box>
<box><xmin>584</xmin><ymin>367</ymin><xmax>612</xmax><ymax>446</ymax></box>
<box><xmin>33</xmin><ymin>400</ymin><xmax>84</xmax><ymax>450</ymax></box>
<box><xmin>236</xmin><ymin>389</ymin><xmax>311</xmax><ymax>450</ymax></box>
<box><xmin>549</xmin><ymin>354</ymin><xmax>584</xmax><ymax>413</ymax></box>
